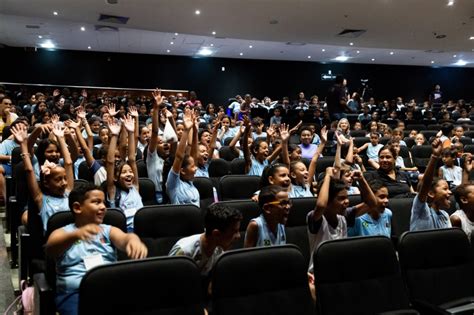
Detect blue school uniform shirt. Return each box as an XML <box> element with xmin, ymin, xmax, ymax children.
<box><xmin>348</xmin><ymin>209</ymin><xmax>392</xmax><ymax>237</ymax></box>
<box><xmin>410</xmin><ymin>195</ymin><xmax>451</xmax><ymax>231</ymax></box>
<box><xmin>0</xmin><ymin>139</ymin><xmax>19</xmax><ymax>176</ymax></box>
<box><xmin>73</xmin><ymin>156</ymin><xmax>85</xmax><ymax>180</ymax></box>
<box><xmin>247</xmin><ymin>214</ymin><xmax>286</xmax><ymax>247</ymax></box>
<box><xmin>289</xmin><ymin>184</ymin><xmax>313</xmax><ymax>198</ymax></box>
<box><xmin>166</xmin><ymin>168</ymin><xmax>200</xmax><ymax>207</ymax></box>
<box><xmin>247</xmin><ymin>157</ymin><xmax>269</xmax><ymax>176</ymax></box>
<box><xmin>40</xmin><ymin>192</ymin><xmax>70</xmax><ymax>233</ymax></box>
<box><xmin>55</xmin><ymin>224</ymin><xmax>116</xmax><ymax>304</ymax></box>
<box><xmin>195</xmin><ymin>163</ymin><xmax>209</xmax><ymax>178</ymax></box>
<box><xmin>108</xmin><ymin>186</ymin><xmax>143</xmax><ymax>232</ymax></box>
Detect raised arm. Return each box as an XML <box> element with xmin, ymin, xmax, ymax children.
<box><xmin>110</xmin><ymin>227</ymin><xmax>148</xmax><ymax>259</ymax></box>
<box><xmin>46</xmin><ymin>223</ymin><xmax>102</xmax><ymax>259</ymax></box>
<box><xmin>171</xmin><ymin>109</ymin><xmax>193</xmax><ymax>173</ymax></box>
<box><xmin>345</xmin><ymin>138</ymin><xmax>354</xmax><ymax>165</ymax></box>
<box><xmin>462</xmin><ymin>154</ymin><xmax>473</xmax><ymax>184</ymax></box>
<box><xmin>76</xmin><ymin>107</ymin><xmax>93</xmax><ymax>150</ymax></box>
<box><xmin>352</xmin><ymin>170</ymin><xmax>377</xmax><ymax>211</ymax></box>
<box><xmin>27</xmin><ymin>124</ymin><xmax>52</xmax><ymax>154</ymax></box>
<box><xmin>313</xmin><ymin>167</ymin><xmax>338</xmax><ymax>222</ymax></box>
<box><xmin>128</xmin><ymin>105</ymin><xmax>139</xmax><ymax>147</ymax></box>
<box><xmin>334</xmin><ymin>133</ymin><xmax>344</xmax><ymax>171</ymax></box>
<box><xmin>52</xmin><ymin>123</ymin><xmax>74</xmax><ymax>192</ymax></box>
<box><xmin>106</xmin><ymin>119</ymin><xmax>121</xmax><ymax>201</ymax></box>
<box><xmin>280</xmin><ymin>123</ymin><xmax>290</xmax><ymax>166</ymax></box>
<box><xmin>149</xmin><ymin>89</ymin><xmax>165</xmax><ymax>154</ymax></box>
<box><xmin>208</xmin><ymin>122</ymin><xmax>219</xmax><ymax>158</ymax></box>
<box><xmin>242</xmin><ymin>116</ymin><xmax>252</xmax><ymax>174</ymax></box>
<box><xmin>308</xmin><ymin>126</ymin><xmax>327</xmax><ymax>182</ymax></box>
<box><xmin>67</xmin><ymin>120</ymin><xmax>95</xmax><ymax>167</ymax></box>
<box><xmin>123</xmin><ymin>114</ymin><xmax>139</xmax><ymax>188</ymax></box>
<box><xmin>12</xmin><ymin>124</ymin><xmax>43</xmax><ymax>210</ymax></box>
<box><xmin>418</xmin><ymin>133</ymin><xmax>443</xmax><ymax>202</ymax></box>
<box><xmin>190</xmin><ymin>118</ymin><xmax>199</xmax><ymax>161</ymax></box>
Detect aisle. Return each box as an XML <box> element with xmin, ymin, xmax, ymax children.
<box><xmin>0</xmin><ymin>221</ymin><xmax>15</xmax><ymax>312</ymax></box>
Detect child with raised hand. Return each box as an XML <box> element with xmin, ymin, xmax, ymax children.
<box><xmin>106</xmin><ymin>115</ymin><xmax>142</xmax><ymax>232</ymax></box>
<box><xmin>244</xmin><ymin>185</ymin><xmax>290</xmax><ymax>248</ymax></box>
<box><xmin>47</xmin><ymin>183</ymin><xmax>147</xmax><ymax>315</ymax></box>
<box><xmin>13</xmin><ymin>122</ymin><xmax>74</xmax><ymax>232</ymax></box>
<box><xmin>243</xmin><ymin>115</ymin><xmax>282</xmax><ymax>176</ymax></box>
<box><xmin>307</xmin><ymin>167</ymin><xmax>376</xmax><ymax>273</ymax></box>
<box><xmin>166</xmin><ymin>108</ymin><xmax>200</xmax><ymax>207</ymax></box>
<box><xmin>348</xmin><ymin>180</ymin><xmax>392</xmax><ymax>237</ymax></box>
<box><xmin>410</xmin><ymin>132</ymin><xmax>452</xmax><ymax>231</ymax></box>
<box><xmin>439</xmin><ymin>148</ymin><xmax>463</xmax><ymax>188</ymax></box>
<box><xmin>289</xmin><ymin>126</ymin><xmax>327</xmax><ymax>197</ymax></box>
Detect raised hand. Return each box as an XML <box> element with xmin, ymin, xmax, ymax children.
<box><xmin>325</xmin><ymin>166</ymin><xmax>338</xmax><ymax>178</ymax></box>
<box><xmin>432</xmin><ymin>132</ymin><xmax>443</xmax><ymax>156</ymax></box>
<box><xmin>128</xmin><ymin>105</ymin><xmax>139</xmax><ymax>117</ymax></box>
<box><xmin>11</xmin><ymin>123</ymin><xmax>28</xmax><ymax>143</ymax></box>
<box><xmin>108</xmin><ymin>118</ymin><xmax>121</xmax><ymax>136</ymax></box>
<box><xmin>81</xmin><ymin>89</ymin><xmax>87</xmax><ymax>99</ymax></box>
<box><xmin>76</xmin><ymin>107</ymin><xmax>86</xmax><ymax>119</ymax></box>
<box><xmin>53</xmin><ymin>89</ymin><xmax>60</xmax><ymax>97</ymax></box>
<box><xmin>162</xmin><ymin>108</ymin><xmax>173</xmax><ymax>119</ymax></box>
<box><xmin>65</xmin><ymin>119</ymin><xmax>80</xmax><ymax>130</ymax></box>
<box><xmin>464</xmin><ymin>155</ymin><xmax>474</xmax><ymax>173</ymax></box>
<box><xmin>51</xmin><ymin>114</ymin><xmax>60</xmax><ymax>125</ymax></box>
<box><xmin>152</xmin><ymin>88</ymin><xmax>165</xmax><ymax>108</ymax></box>
<box><xmin>105</xmin><ymin>104</ymin><xmax>118</xmax><ymax>117</ymax></box>
<box><xmin>40</xmin><ymin>123</ymin><xmax>53</xmax><ymax>135</ymax></box>
<box><xmin>280</xmin><ymin>123</ymin><xmax>290</xmax><ymax>142</ymax></box>
<box><xmin>289</xmin><ymin>120</ymin><xmax>303</xmax><ymax>134</ymax></box>
<box><xmin>320</xmin><ymin>125</ymin><xmax>328</xmax><ymax>143</ymax></box>
<box><xmin>52</xmin><ymin>122</ymin><xmax>65</xmax><ymax>138</ymax></box>
<box><xmin>76</xmin><ymin>224</ymin><xmax>102</xmax><ymax>242</ymax></box>
<box><xmin>352</xmin><ymin>170</ymin><xmax>362</xmax><ymax>180</ymax></box>
<box><xmin>267</xmin><ymin>125</ymin><xmax>275</xmax><ymax>138</ymax></box>
<box><xmin>183</xmin><ymin>108</ymin><xmax>194</xmax><ymax>130</ymax></box>
<box><xmin>335</xmin><ymin>132</ymin><xmax>344</xmax><ymax>146</ymax></box>
<box><xmin>122</xmin><ymin>114</ymin><xmax>135</xmax><ymax>133</ymax></box>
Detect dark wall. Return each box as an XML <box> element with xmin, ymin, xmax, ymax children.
<box><xmin>2</xmin><ymin>47</ymin><xmax>473</xmax><ymax>105</ymax></box>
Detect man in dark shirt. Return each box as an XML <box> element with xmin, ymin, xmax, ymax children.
<box><xmin>326</xmin><ymin>76</ymin><xmax>350</xmax><ymax>121</ymax></box>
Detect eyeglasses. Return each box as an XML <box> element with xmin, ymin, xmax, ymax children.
<box><xmin>266</xmin><ymin>199</ymin><xmax>292</xmax><ymax>207</ymax></box>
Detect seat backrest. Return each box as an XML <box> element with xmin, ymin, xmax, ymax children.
<box><xmin>389</xmin><ymin>197</ymin><xmax>414</xmax><ymax>242</ymax></box>
<box><xmin>403</xmin><ymin>137</ymin><xmax>415</xmax><ymax>148</ymax></box>
<box><xmin>350</xmin><ymin>130</ymin><xmax>367</xmax><ymax>138</ymax></box>
<box><xmin>138</xmin><ymin>177</ymin><xmax>157</xmax><ymax>206</ymax></box>
<box><xmin>353</xmin><ymin>136</ymin><xmax>370</xmax><ymax>149</ymax></box>
<box><xmin>77</xmin><ymin>161</ymin><xmax>93</xmax><ymax>182</ymax></box>
<box><xmin>193</xmin><ymin>176</ymin><xmax>216</xmax><ymax>210</ymax></box>
<box><xmin>134</xmin><ymin>205</ymin><xmax>204</xmax><ymax>257</ymax></box>
<box><xmin>230</xmin><ymin>158</ymin><xmax>246</xmax><ymax>175</ymax></box>
<box><xmin>398</xmin><ymin>228</ymin><xmax>474</xmax><ymax>305</ymax></box>
<box><xmin>79</xmin><ymin>256</ymin><xmax>204</xmax><ymax>315</ymax></box>
<box><xmin>420</xmin><ymin>130</ymin><xmax>438</xmax><ymax>139</ymax></box>
<box><xmin>314</xmin><ymin>236</ymin><xmax>410</xmax><ymax>315</ymax></box>
<box><xmin>407</xmin><ymin>124</ymin><xmax>426</xmax><ymax>132</ymax></box>
<box><xmin>212</xmin><ymin>245</ymin><xmax>313</xmax><ymax>315</ymax></box>
<box><xmin>465</xmin><ymin>144</ymin><xmax>474</xmax><ymax>154</ymax></box>
<box><xmin>208</xmin><ymin>158</ymin><xmax>231</xmax><ymax>177</ymax></box>
<box><xmin>287</xmin><ymin>197</ymin><xmax>315</xmax><ymax>227</ymax></box>
<box><xmin>136</xmin><ymin>159</ymin><xmax>148</xmax><ymax>178</ymax></box>
<box><xmin>315</xmin><ymin>156</ymin><xmax>335</xmax><ymax>176</ymax></box>
<box><xmin>218</xmin><ymin>147</ymin><xmax>239</xmax><ymax>162</ymax></box>
<box><xmin>219</xmin><ymin>175</ymin><xmax>260</xmax><ymax>201</ymax></box>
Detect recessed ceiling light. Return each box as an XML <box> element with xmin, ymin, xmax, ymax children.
<box><xmin>321</xmin><ymin>49</ymin><xmax>326</xmax><ymax>52</ymax></box>
<box><xmin>40</xmin><ymin>40</ymin><xmax>55</xmax><ymax>49</ymax></box>
<box><xmin>249</xmin><ymin>45</ymin><xmax>253</xmax><ymax>48</ymax></box>
<box><xmin>38</xmin><ymin>35</ymin><xmax>42</xmax><ymax>39</ymax></box>
<box><xmin>431</xmin><ymin>60</ymin><xmax>435</xmax><ymax>64</ymax></box>
<box><xmin>239</xmin><ymin>52</ymin><xmax>243</xmax><ymax>56</ymax></box>
<box><xmin>349</xmin><ymin>42</ymin><xmax>354</xmax><ymax>46</ymax></box>
<box><xmin>470</xmin><ymin>36</ymin><xmax>474</xmax><ymax>40</ymax></box>
<box><xmin>195</xmin><ymin>10</ymin><xmax>200</xmax><ymax>15</ymax></box>
<box><xmin>198</xmin><ymin>48</ymin><xmax>213</xmax><ymax>56</ymax></box>
<box><xmin>356</xmin><ymin>50</ymin><xmax>360</xmax><ymax>54</ymax></box>
<box><xmin>53</xmin><ymin>11</ymin><xmax>58</xmax><ymax>15</ymax></box>
<box><xmin>170</xmin><ymin>41</ymin><xmax>174</xmax><ymax>45</ymax></box>
<box><xmin>212</xmin><ymin>31</ymin><xmax>216</xmax><ymax>35</ymax></box>
<box><xmin>307</xmin><ymin>56</ymin><xmax>311</xmax><ymax>59</ymax></box>
<box><xmin>166</xmin><ymin>49</ymin><xmax>170</xmax><ymax>53</ymax></box>
<box><xmin>453</xmin><ymin>54</ymin><xmax>457</xmax><ymax>58</ymax></box>
<box><xmin>371</xmin><ymin>58</ymin><xmax>375</xmax><ymax>61</ymax></box>
<box><xmin>390</xmin><ymin>51</ymin><xmax>394</xmax><ymax>55</ymax></box>
<box><xmin>87</xmin><ymin>46</ymin><xmax>91</xmax><ymax>49</ymax></box>
<box><xmin>174</xmin><ymin>33</ymin><xmax>179</xmax><ymax>36</ymax></box>
<box><xmin>447</xmin><ymin>0</ymin><xmax>454</xmax><ymax>6</ymax></box>
<box><xmin>210</xmin><ymin>43</ymin><xmax>214</xmax><ymax>47</ymax></box>
<box><xmin>80</xmin><ymin>26</ymin><xmax>85</xmax><ymax>31</ymax></box>
<box><xmin>454</xmin><ymin>59</ymin><xmax>467</xmax><ymax>66</ymax></box>
<box><xmin>334</xmin><ymin>56</ymin><xmax>349</xmax><ymax>62</ymax></box>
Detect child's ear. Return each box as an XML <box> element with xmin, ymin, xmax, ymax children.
<box><xmin>427</xmin><ymin>190</ymin><xmax>435</xmax><ymax>200</ymax></box>
<box><xmin>460</xmin><ymin>196</ymin><xmax>469</xmax><ymax>205</ymax></box>
<box><xmin>72</xmin><ymin>201</ymin><xmax>82</xmax><ymax>215</ymax></box>
<box><xmin>290</xmin><ymin>172</ymin><xmax>296</xmax><ymax>180</ymax></box>
<box><xmin>268</xmin><ymin>176</ymin><xmax>275</xmax><ymax>185</ymax></box>
<box><xmin>262</xmin><ymin>204</ymin><xmax>272</xmax><ymax>214</ymax></box>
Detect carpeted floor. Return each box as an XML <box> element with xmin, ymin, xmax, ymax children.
<box><xmin>0</xmin><ymin>223</ymin><xmax>15</xmax><ymax>312</ymax></box>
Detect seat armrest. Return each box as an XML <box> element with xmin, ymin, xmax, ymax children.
<box><xmin>439</xmin><ymin>297</ymin><xmax>474</xmax><ymax>314</ymax></box>
<box><xmin>411</xmin><ymin>299</ymin><xmax>450</xmax><ymax>315</ymax></box>
<box><xmin>379</xmin><ymin>309</ymin><xmax>419</xmax><ymax>315</ymax></box>
<box><xmin>18</xmin><ymin>224</ymin><xmax>30</xmax><ymax>284</ymax></box>
<box><xmin>33</xmin><ymin>273</ymin><xmax>55</xmax><ymax>315</ymax></box>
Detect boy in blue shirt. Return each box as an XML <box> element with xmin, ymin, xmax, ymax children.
<box><xmin>348</xmin><ymin>180</ymin><xmax>392</xmax><ymax>237</ymax></box>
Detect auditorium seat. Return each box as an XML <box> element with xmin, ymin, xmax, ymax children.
<box><xmin>212</xmin><ymin>245</ymin><xmax>313</xmax><ymax>315</ymax></box>
<box><xmin>208</xmin><ymin>158</ymin><xmax>231</xmax><ymax>177</ymax></box>
<box><xmin>219</xmin><ymin>175</ymin><xmax>260</xmax><ymax>200</ymax></box>
<box><xmin>389</xmin><ymin>197</ymin><xmax>414</xmax><ymax>246</ymax></box>
<box><xmin>410</xmin><ymin>145</ymin><xmax>432</xmax><ymax>172</ymax></box>
<box><xmin>138</xmin><ymin>177</ymin><xmax>157</xmax><ymax>205</ymax></box>
<box><xmin>136</xmin><ymin>159</ymin><xmax>148</xmax><ymax>178</ymax></box>
<box><xmin>193</xmin><ymin>176</ymin><xmax>216</xmax><ymax>210</ymax></box>
<box><xmin>230</xmin><ymin>158</ymin><xmax>246</xmax><ymax>175</ymax></box>
<box><xmin>218</xmin><ymin>146</ymin><xmax>239</xmax><ymax>162</ymax></box>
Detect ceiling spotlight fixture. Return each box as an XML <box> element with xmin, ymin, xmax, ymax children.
<box><xmin>87</xmin><ymin>46</ymin><xmax>91</xmax><ymax>49</ymax></box>
<box><xmin>470</xmin><ymin>36</ymin><xmax>474</xmax><ymax>40</ymax></box>
<box><xmin>431</xmin><ymin>60</ymin><xmax>435</xmax><ymax>64</ymax></box>
<box><xmin>390</xmin><ymin>51</ymin><xmax>394</xmax><ymax>55</ymax></box>
<box><xmin>307</xmin><ymin>56</ymin><xmax>311</xmax><ymax>59</ymax></box>
<box><xmin>40</xmin><ymin>40</ymin><xmax>55</xmax><ymax>49</ymax></box>
<box><xmin>321</xmin><ymin>49</ymin><xmax>326</xmax><ymax>52</ymax></box>
<box><xmin>356</xmin><ymin>50</ymin><xmax>360</xmax><ymax>54</ymax></box>
<box><xmin>38</xmin><ymin>35</ymin><xmax>42</xmax><ymax>39</ymax></box>
<box><xmin>80</xmin><ymin>26</ymin><xmax>85</xmax><ymax>31</ymax></box>
<box><xmin>174</xmin><ymin>33</ymin><xmax>179</xmax><ymax>36</ymax></box>
<box><xmin>53</xmin><ymin>11</ymin><xmax>58</xmax><ymax>15</ymax></box>
<box><xmin>239</xmin><ymin>52</ymin><xmax>243</xmax><ymax>56</ymax></box>
<box><xmin>371</xmin><ymin>58</ymin><xmax>375</xmax><ymax>61</ymax></box>
<box><xmin>198</xmin><ymin>47</ymin><xmax>213</xmax><ymax>56</ymax></box>
<box><xmin>195</xmin><ymin>10</ymin><xmax>201</xmax><ymax>15</ymax></box>
<box><xmin>349</xmin><ymin>42</ymin><xmax>354</xmax><ymax>46</ymax></box>
<box><xmin>453</xmin><ymin>54</ymin><xmax>457</xmax><ymax>58</ymax></box>
<box><xmin>447</xmin><ymin>0</ymin><xmax>454</xmax><ymax>6</ymax></box>
<box><xmin>454</xmin><ymin>59</ymin><xmax>467</xmax><ymax>66</ymax></box>
<box><xmin>249</xmin><ymin>45</ymin><xmax>253</xmax><ymax>48</ymax></box>
<box><xmin>210</xmin><ymin>43</ymin><xmax>214</xmax><ymax>47</ymax></box>
<box><xmin>166</xmin><ymin>49</ymin><xmax>170</xmax><ymax>53</ymax></box>
<box><xmin>170</xmin><ymin>41</ymin><xmax>174</xmax><ymax>45</ymax></box>
<box><xmin>334</xmin><ymin>56</ymin><xmax>349</xmax><ymax>62</ymax></box>
<box><xmin>212</xmin><ymin>31</ymin><xmax>216</xmax><ymax>35</ymax></box>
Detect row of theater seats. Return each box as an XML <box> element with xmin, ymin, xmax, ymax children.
<box><xmin>35</xmin><ymin>228</ymin><xmax>474</xmax><ymax>315</ymax></box>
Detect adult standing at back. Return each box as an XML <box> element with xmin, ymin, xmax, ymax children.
<box><xmin>326</xmin><ymin>76</ymin><xmax>350</xmax><ymax>121</ymax></box>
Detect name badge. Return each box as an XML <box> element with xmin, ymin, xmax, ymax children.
<box><xmin>124</xmin><ymin>207</ymin><xmax>138</xmax><ymax>218</ymax></box>
<box><xmin>83</xmin><ymin>254</ymin><xmax>105</xmax><ymax>271</ymax></box>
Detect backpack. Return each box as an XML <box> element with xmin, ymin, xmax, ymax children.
<box><xmin>3</xmin><ymin>280</ymin><xmax>35</xmax><ymax>315</ymax></box>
